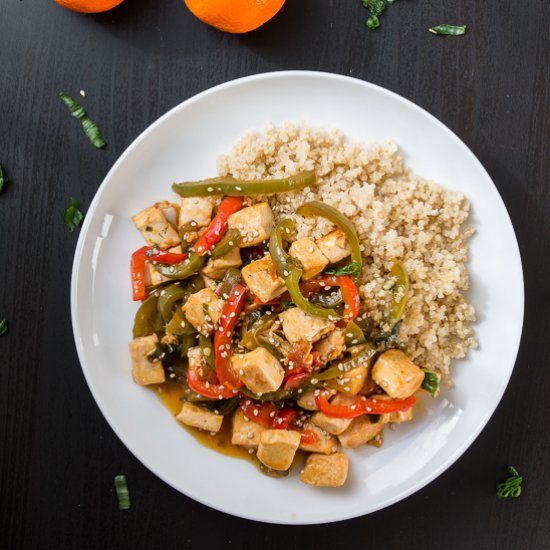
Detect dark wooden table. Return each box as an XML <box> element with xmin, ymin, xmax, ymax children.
<box><xmin>1</xmin><ymin>1</ymin><xmax>548</xmax><ymax>548</ymax></box>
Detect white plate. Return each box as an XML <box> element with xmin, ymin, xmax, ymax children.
<box><xmin>71</xmin><ymin>71</ymin><xmax>524</xmax><ymax>524</ymax></box>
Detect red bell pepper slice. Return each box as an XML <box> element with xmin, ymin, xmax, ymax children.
<box><xmin>240</xmin><ymin>399</ymin><xmax>278</xmax><ymax>428</ymax></box>
<box><xmin>194</xmin><ymin>196</ymin><xmax>244</xmax><ymax>256</ymax></box>
<box><xmin>315</xmin><ymin>392</ymin><xmax>416</xmax><ymax>419</ymax></box>
<box><xmin>187</xmin><ymin>367</ymin><xmax>235</xmax><ymax>399</ymax></box>
<box><xmin>283</xmin><ymin>370</ymin><xmax>311</xmax><ymax>390</ymax></box>
<box><xmin>130</xmin><ymin>246</ymin><xmax>187</xmax><ymax>301</ymax></box>
<box><xmin>215</xmin><ymin>283</ymin><xmax>246</xmax><ymax>388</ymax></box>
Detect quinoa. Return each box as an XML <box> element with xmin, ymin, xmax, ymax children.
<box><xmin>217</xmin><ymin>122</ymin><xmax>476</xmax><ymax>379</ymax></box>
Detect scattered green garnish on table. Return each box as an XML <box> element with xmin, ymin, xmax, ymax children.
<box><xmin>0</xmin><ymin>165</ymin><xmax>7</xmax><ymax>194</ymax></box>
<box><xmin>324</xmin><ymin>262</ymin><xmax>362</xmax><ymax>277</ymax></box>
<box><xmin>0</xmin><ymin>318</ymin><xmax>7</xmax><ymax>336</ymax></box>
<box><xmin>429</xmin><ymin>24</ymin><xmax>467</xmax><ymax>36</ymax></box>
<box><xmin>58</xmin><ymin>92</ymin><xmax>106</xmax><ymax>149</ymax></box>
<box><xmin>64</xmin><ymin>198</ymin><xmax>84</xmax><ymax>232</ymax></box>
<box><xmin>497</xmin><ymin>466</ymin><xmax>523</xmax><ymax>498</ymax></box>
<box><xmin>114</xmin><ymin>475</ymin><xmax>131</xmax><ymax>510</ymax></box>
<box><xmin>361</xmin><ymin>0</ymin><xmax>396</xmax><ymax>30</ymax></box>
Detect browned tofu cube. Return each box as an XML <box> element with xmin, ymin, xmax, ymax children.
<box><xmin>132</xmin><ymin>204</ymin><xmax>180</xmax><ymax>250</ymax></box>
<box><xmin>288</xmin><ymin>238</ymin><xmax>328</xmax><ymax>280</ymax></box>
<box><xmin>372</xmin><ymin>350</ymin><xmax>424</xmax><ymax>399</ymax></box>
<box><xmin>241</xmin><ymin>255</ymin><xmax>286</xmax><ymax>303</ymax></box>
<box><xmin>182</xmin><ymin>287</ymin><xmax>224</xmax><ymax>336</ymax></box>
<box><xmin>257</xmin><ymin>429</ymin><xmax>301</xmax><ymax>471</ymax></box>
<box><xmin>201</xmin><ymin>247</ymin><xmax>242</xmax><ymax>279</ymax></box>
<box><xmin>232</xmin><ymin>347</ymin><xmax>284</xmax><ymax>394</ymax></box>
<box><xmin>129</xmin><ymin>334</ymin><xmax>165</xmax><ymax>386</ymax></box>
<box><xmin>316</xmin><ymin>230</ymin><xmax>351</xmax><ymax>264</ymax></box>
<box><xmin>227</xmin><ymin>202</ymin><xmax>274</xmax><ymax>246</ymax></box>
<box><xmin>327</xmin><ymin>364</ymin><xmax>369</xmax><ymax>396</ymax></box>
<box><xmin>299</xmin><ymin>424</ymin><xmax>338</xmax><ymax>455</ymax></box>
<box><xmin>231</xmin><ymin>409</ymin><xmax>266</xmax><ymax>448</ymax></box>
<box><xmin>311</xmin><ymin>411</ymin><xmax>352</xmax><ymax>435</ymax></box>
<box><xmin>178</xmin><ymin>197</ymin><xmax>214</xmax><ymax>230</ymax></box>
<box><xmin>279</xmin><ymin>307</ymin><xmax>335</xmax><ymax>343</ymax></box>
<box><xmin>176</xmin><ymin>402</ymin><xmax>223</xmax><ymax>432</ymax></box>
<box><xmin>338</xmin><ymin>415</ymin><xmax>384</xmax><ymax>449</ymax></box>
<box><xmin>300</xmin><ymin>452</ymin><xmax>349</xmax><ymax>487</ymax></box>
<box><xmin>314</xmin><ymin>328</ymin><xmax>346</xmax><ymax>363</ymax></box>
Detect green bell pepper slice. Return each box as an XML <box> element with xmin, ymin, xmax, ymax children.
<box><xmin>152</xmin><ymin>252</ymin><xmax>206</xmax><ymax>280</ymax></box>
<box><xmin>210</xmin><ymin>228</ymin><xmax>242</xmax><ymax>260</ymax></box>
<box><xmin>132</xmin><ymin>292</ymin><xmax>164</xmax><ymax>338</ymax></box>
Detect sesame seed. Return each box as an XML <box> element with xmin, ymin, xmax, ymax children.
<box><xmin>207</xmin><ymin>187</ymin><xmax>214</xmax><ymax>192</ymax></box>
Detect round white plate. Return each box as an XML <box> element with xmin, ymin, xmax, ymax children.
<box><xmin>71</xmin><ymin>71</ymin><xmax>524</xmax><ymax>524</ymax></box>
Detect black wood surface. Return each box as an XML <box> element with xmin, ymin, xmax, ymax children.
<box><xmin>1</xmin><ymin>1</ymin><xmax>548</xmax><ymax>548</ymax></box>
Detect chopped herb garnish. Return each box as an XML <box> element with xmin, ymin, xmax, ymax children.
<box><xmin>497</xmin><ymin>466</ymin><xmax>523</xmax><ymax>498</ymax></box>
<box><xmin>0</xmin><ymin>318</ymin><xmax>7</xmax><ymax>336</ymax></box>
<box><xmin>114</xmin><ymin>475</ymin><xmax>131</xmax><ymax>510</ymax></box>
<box><xmin>429</xmin><ymin>24</ymin><xmax>467</xmax><ymax>36</ymax></box>
<box><xmin>421</xmin><ymin>369</ymin><xmax>439</xmax><ymax>397</ymax></box>
<box><xmin>0</xmin><ymin>165</ymin><xmax>7</xmax><ymax>194</ymax></box>
<box><xmin>279</xmin><ymin>300</ymin><xmax>294</xmax><ymax>311</ymax></box>
<box><xmin>58</xmin><ymin>92</ymin><xmax>106</xmax><ymax>149</ymax></box>
<box><xmin>361</xmin><ymin>0</ymin><xmax>396</xmax><ymax>29</ymax></box>
<box><xmin>324</xmin><ymin>262</ymin><xmax>362</xmax><ymax>276</ymax></box>
<box><xmin>64</xmin><ymin>198</ymin><xmax>84</xmax><ymax>232</ymax></box>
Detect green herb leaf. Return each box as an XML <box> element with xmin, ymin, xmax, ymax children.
<box><xmin>362</xmin><ymin>0</ymin><xmax>393</xmax><ymax>29</ymax></box>
<box><xmin>64</xmin><ymin>198</ymin><xmax>84</xmax><ymax>232</ymax></box>
<box><xmin>496</xmin><ymin>466</ymin><xmax>523</xmax><ymax>499</ymax></box>
<box><xmin>0</xmin><ymin>318</ymin><xmax>7</xmax><ymax>336</ymax></box>
<box><xmin>114</xmin><ymin>475</ymin><xmax>131</xmax><ymax>510</ymax></box>
<box><xmin>0</xmin><ymin>165</ymin><xmax>7</xmax><ymax>194</ymax></box>
<box><xmin>58</xmin><ymin>92</ymin><xmax>106</xmax><ymax>149</ymax></box>
<box><xmin>421</xmin><ymin>369</ymin><xmax>439</xmax><ymax>397</ymax></box>
<box><xmin>324</xmin><ymin>262</ymin><xmax>362</xmax><ymax>276</ymax></box>
<box><xmin>279</xmin><ymin>301</ymin><xmax>293</xmax><ymax>311</ymax></box>
<box><xmin>429</xmin><ymin>24</ymin><xmax>467</xmax><ymax>36</ymax></box>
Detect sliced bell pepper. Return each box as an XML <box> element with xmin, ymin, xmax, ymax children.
<box><xmin>315</xmin><ymin>344</ymin><xmax>376</xmax><ymax>381</ymax></box>
<box><xmin>283</xmin><ymin>370</ymin><xmax>311</xmax><ymax>390</ymax></box>
<box><xmin>131</xmin><ymin>246</ymin><xmax>187</xmax><ymax>301</ymax></box>
<box><xmin>215</xmin><ymin>283</ymin><xmax>246</xmax><ymax>388</ymax></box>
<box><xmin>172</xmin><ymin>171</ymin><xmax>316</xmax><ymax>197</ymax></box>
<box><xmin>187</xmin><ymin>367</ymin><xmax>235</xmax><ymax>399</ymax></box>
<box><xmin>151</xmin><ymin>251</ymin><xmax>205</xmax><ymax>281</ymax></box>
<box><xmin>210</xmin><ymin>228</ymin><xmax>242</xmax><ymax>260</ymax></box>
<box><xmin>315</xmin><ymin>392</ymin><xmax>416</xmax><ymax>419</ymax></box>
<box><xmin>194</xmin><ymin>196</ymin><xmax>244</xmax><ymax>255</ymax></box>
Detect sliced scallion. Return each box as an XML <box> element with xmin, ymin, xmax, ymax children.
<box><xmin>114</xmin><ymin>475</ymin><xmax>131</xmax><ymax>510</ymax></box>
<box><xmin>58</xmin><ymin>92</ymin><xmax>106</xmax><ymax>149</ymax></box>
<box><xmin>429</xmin><ymin>24</ymin><xmax>466</xmax><ymax>36</ymax></box>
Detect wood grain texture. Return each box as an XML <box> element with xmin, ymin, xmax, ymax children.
<box><xmin>0</xmin><ymin>0</ymin><xmax>548</xmax><ymax>548</ymax></box>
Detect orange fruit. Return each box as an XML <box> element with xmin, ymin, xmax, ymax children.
<box><xmin>184</xmin><ymin>0</ymin><xmax>285</xmax><ymax>33</ymax></box>
<box><xmin>55</xmin><ymin>0</ymin><xmax>125</xmax><ymax>13</ymax></box>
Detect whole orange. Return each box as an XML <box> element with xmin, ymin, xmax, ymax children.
<box><xmin>55</xmin><ymin>0</ymin><xmax>125</xmax><ymax>13</ymax></box>
<box><xmin>184</xmin><ymin>0</ymin><xmax>286</xmax><ymax>33</ymax></box>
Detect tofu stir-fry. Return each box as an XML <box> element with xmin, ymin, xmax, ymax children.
<box><xmin>128</xmin><ymin>171</ymin><xmax>440</xmax><ymax>487</ymax></box>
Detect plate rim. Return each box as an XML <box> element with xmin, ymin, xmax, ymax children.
<box><xmin>70</xmin><ymin>70</ymin><xmax>525</xmax><ymax>524</ymax></box>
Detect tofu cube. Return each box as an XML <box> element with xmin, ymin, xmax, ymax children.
<box><xmin>241</xmin><ymin>255</ymin><xmax>286</xmax><ymax>303</ymax></box>
<box><xmin>132</xmin><ymin>204</ymin><xmax>180</xmax><ymax>250</ymax></box>
<box><xmin>372</xmin><ymin>350</ymin><xmax>424</xmax><ymax>399</ymax></box>
<box><xmin>338</xmin><ymin>415</ymin><xmax>385</xmax><ymax>449</ymax></box>
<box><xmin>257</xmin><ymin>429</ymin><xmax>301</xmax><ymax>471</ymax></box>
<box><xmin>145</xmin><ymin>262</ymin><xmax>170</xmax><ymax>287</ymax></box>
<box><xmin>176</xmin><ymin>402</ymin><xmax>223</xmax><ymax>433</ymax></box>
<box><xmin>201</xmin><ymin>247</ymin><xmax>242</xmax><ymax>280</ymax></box>
<box><xmin>327</xmin><ymin>364</ymin><xmax>369</xmax><ymax>396</ymax></box>
<box><xmin>311</xmin><ymin>411</ymin><xmax>352</xmax><ymax>435</ymax></box>
<box><xmin>314</xmin><ymin>329</ymin><xmax>346</xmax><ymax>363</ymax></box>
<box><xmin>232</xmin><ymin>347</ymin><xmax>284</xmax><ymax>394</ymax></box>
<box><xmin>187</xmin><ymin>346</ymin><xmax>204</xmax><ymax>370</ymax></box>
<box><xmin>377</xmin><ymin>394</ymin><xmax>415</xmax><ymax>424</ymax></box>
<box><xmin>182</xmin><ymin>287</ymin><xmax>224</xmax><ymax>336</ymax></box>
<box><xmin>279</xmin><ymin>307</ymin><xmax>335</xmax><ymax>343</ymax></box>
<box><xmin>228</xmin><ymin>202</ymin><xmax>274</xmax><ymax>246</ymax></box>
<box><xmin>129</xmin><ymin>334</ymin><xmax>165</xmax><ymax>386</ymax></box>
<box><xmin>231</xmin><ymin>409</ymin><xmax>267</xmax><ymax>448</ymax></box>
<box><xmin>178</xmin><ymin>196</ymin><xmax>214</xmax><ymax>229</ymax></box>
<box><xmin>300</xmin><ymin>452</ymin><xmax>349</xmax><ymax>487</ymax></box>
<box><xmin>299</xmin><ymin>424</ymin><xmax>339</xmax><ymax>455</ymax></box>
<box><xmin>316</xmin><ymin>229</ymin><xmax>351</xmax><ymax>264</ymax></box>
<box><xmin>288</xmin><ymin>238</ymin><xmax>328</xmax><ymax>280</ymax></box>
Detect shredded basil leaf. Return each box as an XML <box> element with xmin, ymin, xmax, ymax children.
<box><xmin>496</xmin><ymin>466</ymin><xmax>523</xmax><ymax>499</ymax></box>
<box><xmin>324</xmin><ymin>262</ymin><xmax>362</xmax><ymax>276</ymax></box>
<box><xmin>421</xmin><ymin>369</ymin><xmax>439</xmax><ymax>397</ymax></box>
<box><xmin>429</xmin><ymin>24</ymin><xmax>467</xmax><ymax>36</ymax></box>
<box><xmin>64</xmin><ymin>198</ymin><xmax>84</xmax><ymax>232</ymax></box>
<box><xmin>114</xmin><ymin>475</ymin><xmax>131</xmax><ymax>510</ymax></box>
<box><xmin>0</xmin><ymin>318</ymin><xmax>7</xmax><ymax>336</ymax></box>
<box><xmin>58</xmin><ymin>92</ymin><xmax>106</xmax><ymax>149</ymax></box>
<box><xmin>0</xmin><ymin>165</ymin><xmax>7</xmax><ymax>194</ymax></box>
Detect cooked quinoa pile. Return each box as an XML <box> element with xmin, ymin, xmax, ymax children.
<box><xmin>216</xmin><ymin>123</ymin><xmax>476</xmax><ymax>378</ymax></box>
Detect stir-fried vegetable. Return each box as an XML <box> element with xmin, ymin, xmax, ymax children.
<box><xmin>132</xmin><ymin>292</ymin><xmax>164</xmax><ymax>338</ymax></box>
<box><xmin>217</xmin><ymin>267</ymin><xmax>242</xmax><ymax>299</ymax></box>
<box><xmin>210</xmin><ymin>228</ymin><xmax>242</xmax><ymax>260</ymax></box>
<box><xmin>421</xmin><ymin>370</ymin><xmax>440</xmax><ymax>397</ymax></box>
<box><xmin>315</xmin><ymin>392</ymin><xmax>416</xmax><ymax>419</ymax></box>
<box><xmin>172</xmin><ymin>171</ymin><xmax>316</xmax><ymax>198</ymax></box>
<box><xmin>151</xmin><ymin>251</ymin><xmax>205</xmax><ymax>281</ymax></box>
<box><xmin>187</xmin><ymin>367</ymin><xmax>236</xmax><ymax>399</ymax></box>
<box><xmin>316</xmin><ymin>344</ymin><xmax>375</xmax><ymax>380</ymax></box>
